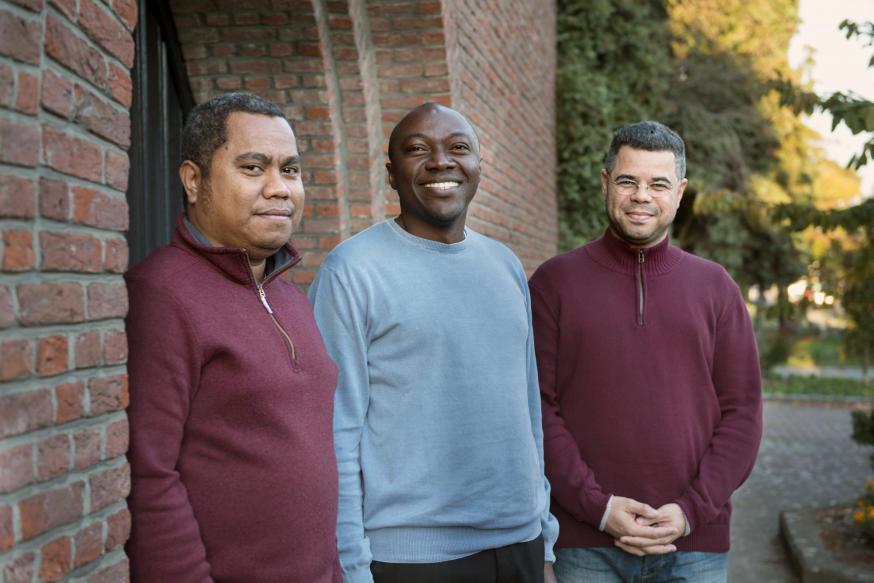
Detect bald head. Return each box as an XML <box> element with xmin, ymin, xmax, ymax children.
<box><xmin>387</xmin><ymin>103</ymin><xmax>480</xmax><ymax>163</ymax></box>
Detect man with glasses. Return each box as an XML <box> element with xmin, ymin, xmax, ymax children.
<box><xmin>529</xmin><ymin>121</ymin><xmax>762</xmax><ymax>582</ymax></box>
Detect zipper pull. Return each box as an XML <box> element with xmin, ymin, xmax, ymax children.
<box><xmin>257</xmin><ymin>285</ymin><xmax>273</xmax><ymax>314</ymax></box>
<box><xmin>638</xmin><ymin>249</ymin><xmax>645</xmax><ymax>264</ymax></box>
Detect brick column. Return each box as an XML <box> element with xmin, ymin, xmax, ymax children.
<box><xmin>0</xmin><ymin>0</ymin><xmax>135</xmax><ymax>580</ymax></box>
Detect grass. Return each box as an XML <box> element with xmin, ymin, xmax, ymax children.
<box><xmin>763</xmin><ymin>375</ymin><xmax>874</xmax><ymax>398</ymax></box>
<box><xmin>787</xmin><ymin>334</ymin><xmax>861</xmax><ymax>369</ymax></box>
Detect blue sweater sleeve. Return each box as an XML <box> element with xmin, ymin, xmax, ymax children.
<box><xmin>309</xmin><ymin>266</ymin><xmax>375</xmax><ymax>583</ymax></box>
<box><xmin>522</xmin><ymin>274</ymin><xmax>560</xmax><ymax>562</ymax></box>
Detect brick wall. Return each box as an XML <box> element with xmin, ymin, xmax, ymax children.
<box><xmin>444</xmin><ymin>0</ymin><xmax>558</xmax><ymax>273</ymax></box>
<box><xmin>0</xmin><ymin>0</ymin><xmax>133</xmax><ymax>580</ymax></box>
<box><xmin>169</xmin><ymin>0</ymin><xmax>557</xmax><ymax>277</ymax></box>
<box><xmin>0</xmin><ymin>1</ymin><xmax>556</xmax><ymax>579</ymax></box>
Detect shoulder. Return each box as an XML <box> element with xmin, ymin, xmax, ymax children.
<box><xmin>125</xmin><ymin>244</ymin><xmax>198</xmax><ymax>297</ymax></box>
<box><xmin>468</xmin><ymin>229</ymin><xmax>523</xmax><ymax>268</ymax></box>
<box><xmin>529</xmin><ymin>244</ymin><xmax>590</xmax><ymax>288</ymax></box>
<box><xmin>319</xmin><ymin>221</ymin><xmax>393</xmax><ymax>274</ymax></box>
<box><xmin>676</xmin><ymin>248</ymin><xmax>738</xmax><ymax>288</ymax></box>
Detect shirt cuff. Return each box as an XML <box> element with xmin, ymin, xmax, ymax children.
<box><xmin>598</xmin><ymin>494</ymin><xmax>614</xmax><ymax>531</ymax></box>
<box><xmin>682</xmin><ymin>508</ymin><xmax>691</xmax><ymax>536</ymax></box>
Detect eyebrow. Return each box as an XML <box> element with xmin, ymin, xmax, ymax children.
<box><xmin>234</xmin><ymin>152</ymin><xmax>301</xmax><ymax>166</ymax></box>
<box><xmin>614</xmin><ymin>173</ymin><xmax>673</xmax><ymax>184</ymax></box>
<box><xmin>403</xmin><ymin>132</ymin><xmax>474</xmax><ymax>143</ymax></box>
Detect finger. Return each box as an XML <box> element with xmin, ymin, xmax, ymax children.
<box><xmin>614</xmin><ymin>540</ymin><xmax>646</xmax><ymax>556</ymax></box>
<box><xmin>621</xmin><ymin>524</ymin><xmax>678</xmax><ymax>539</ymax></box>
<box><xmin>625</xmin><ymin>500</ymin><xmax>659</xmax><ymax>518</ymax></box>
<box><xmin>619</xmin><ymin>534</ymin><xmax>679</xmax><ymax>547</ymax></box>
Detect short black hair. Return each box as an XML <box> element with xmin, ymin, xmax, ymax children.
<box><xmin>181</xmin><ymin>92</ymin><xmax>291</xmax><ymax>178</ymax></box>
<box><xmin>603</xmin><ymin>121</ymin><xmax>686</xmax><ymax>180</ymax></box>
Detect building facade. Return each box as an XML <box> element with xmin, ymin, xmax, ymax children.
<box><xmin>0</xmin><ymin>0</ymin><xmax>556</xmax><ymax>579</ymax></box>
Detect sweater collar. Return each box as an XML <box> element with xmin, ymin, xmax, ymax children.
<box><xmin>588</xmin><ymin>229</ymin><xmax>684</xmax><ymax>275</ymax></box>
<box><xmin>172</xmin><ymin>213</ymin><xmax>302</xmax><ymax>285</ymax></box>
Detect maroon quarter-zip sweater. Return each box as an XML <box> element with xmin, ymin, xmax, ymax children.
<box><xmin>529</xmin><ymin>232</ymin><xmax>762</xmax><ymax>552</ymax></box>
<box><xmin>125</xmin><ymin>216</ymin><xmax>340</xmax><ymax>582</ymax></box>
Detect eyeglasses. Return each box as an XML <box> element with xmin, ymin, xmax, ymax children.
<box><xmin>609</xmin><ymin>178</ymin><xmax>673</xmax><ymax>197</ymax></box>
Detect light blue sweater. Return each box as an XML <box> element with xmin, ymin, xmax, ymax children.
<box><xmin>308</xmin><ymin>219</ymin><xmax>558</xmax><ymax>583</ymax></box>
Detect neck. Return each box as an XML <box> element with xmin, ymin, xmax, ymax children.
<box><xmin>395</xmin><ymin>213</ymin><xmax>467</xmax><ymax>244</ymax></box>
<box><xmin>250</xmin><ymin>258</ymin><xmax>266</xmax><ymax>283</ymax></box>
<box><xmin>607</xmin><ymin>227</ymin><xmax>668</xmax><ymax>250</ymax></box>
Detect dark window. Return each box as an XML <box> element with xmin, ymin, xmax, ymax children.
<box><xmin>127</xmin><ymin>0</ymin><xmax>194</xmax><ymax>266</ymax></box>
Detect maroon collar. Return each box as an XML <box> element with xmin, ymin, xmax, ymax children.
<box><xmin>587</xmin><ymin>229</ymin><xmax>684</xmax><ymax>275</ymax></box>
<box><xmin>171</xmin><ymin>213</ymin><xmax>301</xmax><ymax>286</ymax></box>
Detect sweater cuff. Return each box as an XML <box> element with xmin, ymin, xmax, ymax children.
<box><xmin>598</xmin><ymin>494</ymin><xmax>614</xmax><ymax>532</ymax></box>
<box><xmin>341</xmin><ymin>565</ymin><xmax>374</xmax><ymax>583</ymax></box>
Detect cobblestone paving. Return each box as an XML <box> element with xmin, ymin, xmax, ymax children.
<box><xmin>728</xmin><ymin>401</ymin><xmax>874</xmax><ymax>583</ymax></box>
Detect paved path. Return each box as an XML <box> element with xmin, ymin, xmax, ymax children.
<box><xmin>728</xmin><ymin>401</ymin><xmax>874</xmax><ymax>582</ymax></box>
<box><xmin>772</xmin><ymin>364</ymin><xmax>869</xmax><ymax>381</ymax></box>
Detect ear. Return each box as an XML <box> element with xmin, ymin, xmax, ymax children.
<box><xmin>179</xmin><ymin>160</ymin><xmax>203</xmax><ymax>206</ymax></box>
<box><xmin>676</xmin><ymin>177</ymin><xmax>688</xmax><ymax>208</ymax></box>
<box><xmin>385</xmin><ymin>161</ymin><xmax>396</xmax><ymax>190</ymax></box>
<box><xmin>600</xmin><ymin>169</ymin><xmax>610</xmax><ymax>199</ymax></box>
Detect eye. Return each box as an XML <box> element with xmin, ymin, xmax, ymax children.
<box><xmin>616</xmin><ymin>179</ymin><xmax>637</xmax><ymax>187</ymax></box>
<box><xmin>406</xmin><ymin>144</ymin><xmax>426</xmax><ymax>153</ymax></box>
<box><xmin>451</xmin><ymin>143</ymin><xmax>471</xmax><ymax>152</ymax></box>
<box><xmin>242</xmin><ymin>164</ymin><xmax>263</xmax><ymax>174</ymax></box>
<box><xmin>282</xmin><ymin>165</ymin><xmax>301</xmax><ymax>176</ymax></box>
<box><xmin>651</xmin><ymin>183</ymin><xmax>671</xmax><ymax>193</ymax></box>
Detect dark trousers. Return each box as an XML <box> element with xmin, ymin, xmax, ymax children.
<box><xmin>371</xmin><ymin>534</ymin><xmax>544</xmax><ymax>583</ymax></box>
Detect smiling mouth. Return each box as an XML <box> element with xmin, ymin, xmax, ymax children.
<box><xmin>423</xmin><ymin>181</ymin><xmax>461</xmax><ymax>191</ymax></box>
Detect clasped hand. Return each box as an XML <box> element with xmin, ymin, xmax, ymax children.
<box><xmin>604</xmin><ymin>496</ymin><xmax>687</xmax><ymax>556</ymax></box>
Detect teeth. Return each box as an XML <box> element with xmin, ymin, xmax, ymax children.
<box><xmin>424</xmin><ymin>182</ymin><xmax>460</xmax><ymax>191</ymax></box>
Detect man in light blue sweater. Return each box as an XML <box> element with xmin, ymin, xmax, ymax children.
<box><xmin>308</xmin><ymin>103</ymin><xmax>558</xmax><ymax>583</ymax></box>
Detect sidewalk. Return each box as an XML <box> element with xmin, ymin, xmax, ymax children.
<box><xmin>728</xmin><ymin>401</ymin><xmax>874</xmax><ymax>582</ymax></box>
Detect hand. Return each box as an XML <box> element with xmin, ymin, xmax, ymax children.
<box><xmin>544</xmin><ymin>562</ymin><xmax>557</xmax><ymax>583</ymax></box>
<box><xmin>617</xmin><ymin>502</ymin><xmax>686</xmax><ymax>556</ymax></box>
<box><xmin>605</xmin><ymin>496</ymin><xmax>679</xmax><ymax>556</ymax></box>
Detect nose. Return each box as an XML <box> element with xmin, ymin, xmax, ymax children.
<box><xmin>629</xmin><ymin>182</ymin><xmax>653</xmax><ymax>202</ymax></box>
<box><xmin>263</xmin><ymin>167</ymin><xmax>291</xmax><ymax>198</ymax></box>
<box><xmin>425</xmin><ymin>147</ymin><xmax>455</xmax><ymax>170</ymax></box>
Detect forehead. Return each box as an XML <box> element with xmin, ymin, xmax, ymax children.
<box><xmin>395</xmin><ymin>106</ymin><xmax>475</xmax><ymax>142</ymax></box>
<box><xmin>613</xmin><ymin>146</ymin><xmax>677</xmax><ymax>179</ymax></box>
<box><xmin>222</xmin><ymin>112</ymin><xmax>298</xmax><ymax>154</ymax></box>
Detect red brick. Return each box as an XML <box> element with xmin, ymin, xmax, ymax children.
<box><xmin>9</xmin><ymin>0</ymin><xmax>45</xmax><ymax>11</ymax></box>
<box><xmin>0</xmin><ymin>117</ymin><xmax>40</xmax><ymax>167</ymax></box>
<box><xmin>0</xmin><ymin>339</ymin><xmax>32</xmax><ymax>381</ymax></box>
<box><xmin>103</xmin><ymin>328</ymin><xmax>127</xmax><ymax>364</ymax></box>
<box><xmin>40</xmin><ymin>536</ymin><xmax>71</xmax><ymax>581</ymax></box>
<box><xmin>3</xmin><ymin>552</ymin><xmax>34</xmax><ymax>583</ymax></box>
<box><xmin>40</xmin><ymin>231</ymin><xmax>102</xmax><ymax>272</ymax></box>
<box><xmin>36</xmin><ymin>334</ymin><xmax>68</xmax><ymax>376</ymax></box>
<box><xmin>0</xmin><ymin>505</ymin><xmax>12</xmax><ymax>551</ymax></box>
<box><xmin>0</xmin><ymin>61</ymin><xmax>13</xmax><ymax>106</ymax></box>
<box><xmin>75</xmin><ymin>330</ymin><xmax>101</xmax><ymax>368</ymax></box>
<box><xmin>2</xmin><ymin>230</ymin><xmax>35</xmax><ymax>271</ymax></box>
<box><xmin>41</xmin><ymin>68</ymin><xmax>73</xmax><ymax>118</ymax></box>
<box><xmin>45</xmin><ymin>14</ymin><xmax>108</xmax><ymax>89</ymax></box>
<box><xmin>0</xmin><ymin>10</ymin><xmax>41</xmax><ymax>64</ymax></box>
<box><xmin>79</xmin><ymin>0</ymin><xmax>135</xmax><ymax>66</ymax></box>
<box><xmin>48</xmin><ymin>0</ymin><xmax>76</xmax><ymax>20</ymax></box>
<box><xmin>398</xmin><ymin>77</ymin><xmax>450</xmax><ymax>94</ymax></box>
<box><xmin>105</xmin><ymin>508</ymin><xmax>130</xmax><ymax>550</ymax></box>
<box><xmin>43</xmin><ymin>126</ymin><xmax>103</xmax><ymax>182</ymax></box>
<box><xmin>107</xmin><ymin>61</ymin><xmax>132</xmax><ymax>107</ymax></box>
<box><xmin>15</xmin><ymin>71</ymin><xmax>39</xmax><ymax>115</ymax></box>
<box><xmin>73</xmin><ymin>426</ymin><xmax>100</xmax><ymax>469</ymax></box>
<box><xmin>0</xmin><ymin>444</ymin><xmax>34</xmax><ymax>494</ymax></box>
<box><xmin>112</xmin><ymin>0</ymin><xmax>137</xmax><ymax>31</ymax></box>
<box><xmin>37</xmin><ymin>434</ymin><xmax>70</xmax><ymax>480</ymax></box>
<box><xmin>104</xmin><ymin>149</ymin><xmax>129</xmax><ymax>191</ymax></box>
<box><xmin>105</xmin><ymin>417</ymin><xmax>128</xmax><ymax>458</ymax></box>
<box><xmin>87</xmin><ymin>282</ymin><xmax>127</xmax><ymax>321</ymax></box>
<box><xmin>74</xmin><ymin>522</ymin><xmax>103</xmax><ymax>567</ymax></box>
<box><xmin>38</xmin><ymin>177</ymin><xmax>68</xmax><ymax>220</ymax></box>
<box><xmin>18</xmin><ymin>482</ymin><xmax>84</xmax><ymax>539</ymax></box>
<box><xmin>72</xmin><ymin>186</ymin><xmax>128</xmax><ymax>231</ymax></box>
<box><xmin>89</xmin><ymin>463</ymin><xmax>130</xmax><ymax>511</ymax></box>
<box><xmin>17</xmin><ymin>282</ymin><xmax>85</xmax><ymax>325</ymax></box>
<box><xmin>87</xmin><ymin>557</ymin><xmax>129</xmax><ymax>583</ymax></box>
<box><xmin>0</xmin><ymin>174</ymin><xmax>36</xmax><ymax>218</ymax></box>
<box><xmin>216</xmin><ymin>76</ymin><xmax>243</xmax><ymax>90</ymax></box>
<box><xmin>0</xmin><ymin>389</ymin><xmax>50</xmax><ymax>438</ymax></box>
<box><xmin>0</xmin><ymin>284</ymin><xmax>13</xmax><ymax>329</ymax></box>
<box><xmin>74</xmin><ymin>83</ymin><xmax>131</xmax><ymax>147</ymax></box>
<box><xmin>55</xmin><ymin>381</ymin><xmax>85</xmax><ymax>423</ymax></box>
<box><xmin>104</xmin><ymin>237</ymin><xmax>128</xmax><ymax>273</ymax></box>
<box><xmin>88</xmin><ymin>374</ymin><xmax>128</xmax><ymax>414</ymax></box>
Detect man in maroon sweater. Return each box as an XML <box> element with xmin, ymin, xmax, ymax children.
<box><xmin>529</xmin><ymin>121</ymin><xmax>762</xmax><ymax>582</ymax></box>
<box><xmin>125</xmin><ymin>93</ymin><xmax>341</xmax><ymax>582</ymax></box>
